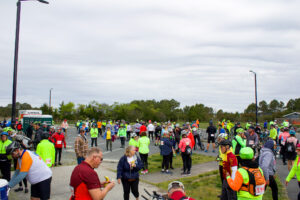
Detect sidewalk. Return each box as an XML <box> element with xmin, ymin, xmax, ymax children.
<box><xmin>9</xmin><ymin>162</ymin><xmax>160</xmax><ymax>200</ymax></box>
<box><xmin>141</xmin><ymin>161</ymin><xmax>218</xmax><ymax>184</ymax></box>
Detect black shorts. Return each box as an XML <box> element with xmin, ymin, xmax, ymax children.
<box><xmin>208</xmin><ymin>136</ymin><xmax>215</xmax><ymax>143</ymax></box>
<box><xmin>31</xmin><ymin>177</ymin><xmax>52</xmax><ymax>200</ymax></box>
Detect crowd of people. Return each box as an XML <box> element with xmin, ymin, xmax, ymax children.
<box><xmin>0</xmin><ymin>118</ymin><xmax>299</xmax><ymax>200</ymax></box>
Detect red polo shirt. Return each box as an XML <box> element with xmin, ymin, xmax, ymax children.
<box><xmin>170</xmin><ymin>191</ymin><xmax>195</xmax><ymax>200</ymax></box>
<box><xmin>70</xmin><ymin>161</ymin><xmax>101</xmax><ymax>200</ymax></box>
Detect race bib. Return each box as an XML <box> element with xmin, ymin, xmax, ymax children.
<box><xmin>46</xmin><ymin>159</ymin><xmax>51</xmax><ymax>164</ymax></box>
<box><xmin>57</xmin><ymin>141</ymin><xmax>62</xmax><ymax>145</ymax></box>
<box><xmin>186</xmin><ymin>142</ymin><xmax>190</xmax><ymax>145</ymax></box>
<box><xmin>161</xmin><ymin>141</ymin><xmax>164</xmax><ymax>145</ymax></box>
<box><xmin>211</xmin><ymin>134</ymin><xmax>215</xmax><ymax>137</ymax></box>
<box><xmin>255</xmin><ymin>185</ymin><xmax>265</xmax><ymax>195</ymax></box>
<box><xmin>249</xmin><ymin>140</ymin><xmax>254</xmax><ymax>145</ymax></box>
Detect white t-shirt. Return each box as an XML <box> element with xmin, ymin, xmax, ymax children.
<box><xmin>147</xmin><ymin>124</ymin><xmax>155</xmax><ymax>132</ymax></box>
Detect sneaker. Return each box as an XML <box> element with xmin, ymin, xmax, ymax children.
<box><xmin>170</xmin><ymin>166</ymin><xmax>174</xmax><ymax>170</ymax></box>
<box><xmin>187</xmin><ymin>171</ymin><xmax>191</xmax><ymax>176</ymax></box>
<box><xmin>165</xmin><ymin>170</ymin><xmax>173</xmax><ymax>175</ymax></box>
<box><xmin>54</xmin><ymin>163</ymin><xmax>57</xmax><ymax>166</ymax></box>
<box><xmin>24</xmin><ymin>188</ymin><xmax>29</xmax><ymax>193</ymax></box>
<box><xmin>212</xmin><ymin>150</ymin><xmax>215</xmax><ymax>153</ymax></box>
<box><xmin>14</xmin><ymin>187</ymin><xmax>23</xmax><ymax>192</ymax></box>
<box><xmin>204</xmin><ymin>150</ymin><xmax>208</xmax><ymax>153</ymax></box>
<box><xmin>181</xmin><ymin>172</ymin><xmax>187</xmax><ymax>176</ymax></box>
<box><xmin>58</xmin><ymin>162</ymin><xmax>62</xmax><ymax>165</ymax></box>
<box><xmin>161</xmin><ymin>170</ymin><xmax>165</xmax><ymax>173</ymax></box>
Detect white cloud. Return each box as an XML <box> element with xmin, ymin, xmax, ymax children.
<box><xmin>1</xmin><ymin>0</ymin><xmax>300</xmax><ymax>112</ymax></box>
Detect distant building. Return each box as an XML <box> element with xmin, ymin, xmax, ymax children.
<box><xmin>283</xmin><ymin>112</ymin><xmax>300</xmax><ymax>119</ymax></box>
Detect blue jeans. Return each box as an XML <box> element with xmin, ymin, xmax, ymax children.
<box><xmin>77</xmin><ymin>157</ymin><xmax>84</xmax><ymax>165</ymax></box>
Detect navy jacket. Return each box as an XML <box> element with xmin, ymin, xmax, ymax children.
<box><xmin>117</xmin><ymin>155</ymin><xmax>143</xmax><ymax>180</ymax></box>
<box><xmin>160</xmin><ymin>137</ymin><xmax>173</xmax><ymax>156</ymax></box>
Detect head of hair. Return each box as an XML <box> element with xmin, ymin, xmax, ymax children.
<box><xmin>125</xmin><ymin>146</ymin><xmax>135</xmax><ymax>157</ymax></box>
<box><xmin>86</xmin><ymin>147</ymin><xmax>102</xmax><ymax>158</ymax></box>
<box><xmin>141</xmin><ymin>131</ymin><xmax>147</xmax><ymax>136</ymax></box>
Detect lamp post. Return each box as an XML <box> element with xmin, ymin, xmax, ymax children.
<box><xmin>11</xmin><ymin>0</ymin><xmax>49</xmax><ymax>125</ymax></box>
<box><xmin>49</xmin><ymin>88</ymin><xmax>53</xmax><ymax>113</ymax></box>
<box><xmin>249</xmin><ymin>70</ymin><xmax>258</xmax><ymax>124</ymax></box>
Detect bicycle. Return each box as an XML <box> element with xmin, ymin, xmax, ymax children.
<box><xmin>141</xmin><ymin>189</ymin><xmax>167</xmax><ymax>200</ymax></box>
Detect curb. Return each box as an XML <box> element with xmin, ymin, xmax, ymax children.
<box><xmin>103</xmin><ymin>159</ymin><xmax>119</xmax><ymax>163</ymax></box>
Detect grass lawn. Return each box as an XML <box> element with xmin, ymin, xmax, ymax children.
<box><xmin>147</xmin><ymin>153</ymin><xmax>216</xmax><ymax>173</ymax></box>
<box><xmin>156</xmin><ymin>170</ymin><xmax>289</xmax><ymax>200</ymax></box>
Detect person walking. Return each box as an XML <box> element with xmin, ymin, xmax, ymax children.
<box><xmin>155</xmin><ymin>123</ymin><xmax>162</xmax><ymax>146</ymax></box>
<box><xmin>286</xmin><ymin>144</ymin><xmax>300</xmax><ymax>200</ymax></box>
<box><xmin>52</xmin><ymin>127</ymin><xmax>67</xmax><ymax>165</ymax></box>
<box><xmin>285</xmin><ymin>130</ymin><xmax>298</xmax><ymax>171</ymax></box>
<box><xmin>226</xmin><ymin>147</ymin><xmax>266</xmax><ymax>200</ymax></box>
<box><xmin>74</xmin><ymin>128</ymin><xmax>89</xmax><ymax>164</ymax></box>
<box><xmin>36</xmin><ymin>132</ymin><xmax>55</xmax><ymax>168</ymax></box>
<box><xmin>117</xmin><ymin>146</ymin><xmax>143</xmax><ymax>200</ymax></box>
<box><xmin>147</xmin><ymin>121</ymin><xmax>155</xmax><ymax>141</ymax></box>
<box><xmin>97</xmin><ymin>120</ymin><xmax>102</xmax><ymax>137</ymax></box>
<box><xmin>160</xmin><ymin>132</ymin><xmax>173</xmax><ymax>174</ymax></box>
<box><xmin>138</xmin><ymin>131</ymin><xmax>150</xmax><ymax>174</ymax></box>
<box><xmin>179</xmin><ymin>130</ymin><xmax>192</xmax><ymax>176</ymax></box>
<box><xmin>90</xmin><ymin>124</ymin><xmax>99</xmax><ymax>147</ymax></box>
<box><xmin>103</xmin><ymin>126</ymin><xmax>114</xmax><ymax>151</ymax></box>
<box><xmin>205</xmin><ymin>121</ymin><xmax>217</xmax><ymax>153</ymax></box>
<box><xmin>279</xmin><ymin>127</ymin><xmax>290</xmax><ymax>165</ymax></box>
<box><xmin>259</xmin><ymin>140</ymin><xmax>278</xmax><ymax>200</ymax></box>
<box><xmin>61</xmin><ymin>119</ymin><xmax>69</xmax><ymax>138</ymax></box>
<box><xmin>118</xmin><ymin>124</ymin><xmax>127</xmax><ymax>148</ymax></box>
<box><xmin>70</xmin><ymin>147</ymin><xmax>115</xmax><ymax>200</ymax></box>
<box><xmin>126</xmin><ymin>122</ymin><xmax>132</xmax><ymax>141</ymax></box>
<box><xmin>192</xmin><ymin>125</ymin><xmax>202</xmax><ymax>150</ymax></box>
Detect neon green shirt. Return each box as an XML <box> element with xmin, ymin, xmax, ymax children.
<box><xmin>138</xmin><ymin>136</ymin><xmax>150</xmax><ymax>154</ymax></box>
<box><xmin>90</xmin><ymin>128</ymin><xmax>98</xmax><ymax>138</ymax></box>
<box><xmin>36</xmin><ymin>139</ymin><xmax>55</xmax><ymax>167</ymax></box>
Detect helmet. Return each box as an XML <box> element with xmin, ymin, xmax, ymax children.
<box><xmin>219</xmin><ymin>140</ymin><xmax>232</xmax><ymax>146</ymax></box>
<box><xmin>41</xmin><ymin>132</ymin><xmax>50</xmax><ymax>140</ymax></box>
<box><xmin>1</xmin><ymin>132</ymin><xmax>9</xmax><ymax>136</ymax></box>
<box><xmin>168</xmin><ymin>181</ymin><xmax>184</xmax><ymax>192</ymax></box>
<box><xmin>218</xmin><ymin>133</ymin><xmax>228</xmax><ymax>140</ymax></box>
<box><xmin>236</xmin><ymin>128</ymin><xmax>245</xmax><ymax>134</ymax></box>
<box><xmin>290</xmin><ymin>130</ymin><xmax>296</xmax><ymax>135</ymax></box>
<box><xmin>239</xmin><ymin>147</ymin><xmax>254</xmax><ymax>160</ymax></box>
<box><xmin>6</xmin><ymin>141</ymin><xmax>21</xmax><ymax>155</ymax></box>
<box><xmin>181</xmin><ymin>130</ymin><xmax>188</xmax><ymax>136</ymax></box>
<box><xmin>14</xmin><ymin>134</ymin><xmax>24</xmax><ymax>142</ymax></box>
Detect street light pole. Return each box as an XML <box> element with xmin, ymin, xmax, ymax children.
<box><xmin>250</xmin><ymin>70</ymin><xmax>258</xmax><ymax>124</ymax></box>
<box><xmin>11</xmin><ymin>0</ymin><xmax>49</xmax><ymax>126</ymax></box>
<box><xmin>49</xmin><ymin>88</ymin><xmax>53</xmax><ymax>112</ymax></box>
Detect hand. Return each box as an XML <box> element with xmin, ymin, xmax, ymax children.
<box><xmin>131</xmin><ymin>163</ymin><xmax>136</xmax><ymax>168</ymax></box>
<box><xmin>285</xmin><ymin>181</ymin><xmax>289</xmax><ymax>186</ymax></box>
<box><xmin>117</xmin><ymin>179</ymin><xmax>121</xmax><ymax>184</ymax></box>
<box><xmin>107</xmin><ymin>180</ymin><xmax>115</xmax><ymax>190</ymax></box>
<box><xmin>226</xmin><ymin>172</ymin><xmax>230</xmax><ymax>178</ymax></box>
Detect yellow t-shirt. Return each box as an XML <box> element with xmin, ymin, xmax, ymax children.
<box><xmin>106</xmin><ymin>130</ymin><xmax>111</xmax><ymax>140</ymax></box>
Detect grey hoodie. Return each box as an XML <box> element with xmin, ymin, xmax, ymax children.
<box><xmin>259</xmin><ymin>147</ymin><xmax>276</xmax><ymax>181</ymax></box>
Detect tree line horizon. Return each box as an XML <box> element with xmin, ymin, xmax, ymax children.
<box><xmin>0</xmin><ymin>98</ymin><xmax>299</xmax><ymax>122</ymax></box>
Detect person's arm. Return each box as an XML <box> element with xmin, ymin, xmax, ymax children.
<box><xmin>231</xmin><ymin>166</ymin><xmax>238</xmax><ymax>180</ymax></box>
<box><xmin>117</xmin><ymin>157</ymin><xmax>123</xmax><ymax>180</ymax></box>
<box><xmin>63</xmin><ymin>135</ymin><xmax>66</xmax><ymax>148</ymax></box>
<box><xmin>286</xmin><ymin>159</ymin><xmax>298</xmax><ymax>182</ymax></box>
<box><xmin>88</xmin><ymin>183</ymin><xmax>115</xmax><ymax>200</ymax></box>
<box><xmin>260</xmin><ymin>153</ymin><xmax>272</xmax><ymax>182</ymax></box>
<box><xmin>74</xmin><ymin>138</ymin><xmax>80</xmax><ymax>156</ymax></box>
<box><xmin>8</xmin><ymin>170</ymin><xmax>28</xmax><ymax>188</ymax></box>
<box><xmin>226</xmin><ymin>170</ymin><xmax>244</xmax><ymax>191</ymax></box>
<box><xmin>254</xmin><ymin>134</ymin><xmax>259</xmax><ymax>146</ymax></box>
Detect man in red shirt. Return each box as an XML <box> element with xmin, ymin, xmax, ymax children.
<box><xmin>139</xmin><ymin>121</ymin><xmax>147</xmax><ymax>135</ymax></box>
<box><xmin>219</xmin><ymin>140</ymin><xmax>237</xmax><ymax>200</ymax></box>
<box><xmin>70</xmin><ymin>147</ymin><xmax>115</xmax><ymax>200</ymax></box>
<box><xmin>51</xmin><ymin>127</ymin><xmax>66</xmax><ymax>166</ymax></box>
<box><xmin>167</xmin><ymin>181</ymin><xmax>195</xmax><ymax>200</ymax></box>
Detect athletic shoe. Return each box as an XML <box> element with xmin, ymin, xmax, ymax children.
<box><xmin>165</xmin><ymin>170</ymin><xmax>173</xmax><ymax>175</ymax></box>
<box><xmin>14</xmin><ymin>187</ymin><xmax>23</xmax><ymax>192</ymax></box>
<box><xmin>187</xmin><ymin>171</ymin><xmax>191</xmax><ymax>176</ymax></box>
<box><xmin>181</xmin><ymin>172</ymin><xmax>187</xmax><ymax>176</ymax></box>
<box><xmin>161</xmin><ymin>170</ymin><xmax>165</xmax><ymax>173</ymax></box>
<box><xmin>204</xmin><ymin>150</ymin><xmax>208</xmax><ymax>153</ymax></box>
<box><xmin>24</xmin><ymin>188</ymin><xmax>29</xmax><ymax>193</ymax></box>
<box><xmin>59</xmin><ymin>162</ymin><xmax>62</xmax><ymax>165</ymax></box>
<box><xmin>212</xmin><ymin>150</ymin><xmax>215</xmax><ymax>153</ymax></box>
<box><xmin>170</xmin><ymin>166</ymin><xmax>174</xmax><ymax>170</ymax></box>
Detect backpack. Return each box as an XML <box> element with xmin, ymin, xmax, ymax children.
<box><xmin>233</xmin><ymin>137</ymin><xmax>241</xmax><ymax>155</ymax></box>
<box><xmin>286</xmin><ymin>141</ymin><xmax>295</xmax><ymax>153</ymax></box>
<box><xmin>184</xmin><ymin>145</ymin><xmax>192</xmax><ymax>155</ymax></box>
<box><xmin>241</xmin><ymin>167</ymin><xmax>266</xmax><ymax>196</ymax></box>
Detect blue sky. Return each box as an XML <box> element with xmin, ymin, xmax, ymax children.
<box><xmin>1</xmin><ymin>0</ymin><xmax>300</xmax><ymax>112</ymax></box>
